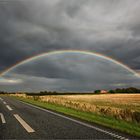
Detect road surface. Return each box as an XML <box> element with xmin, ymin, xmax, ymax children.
<box><xmin>0</xmin><ymin>96</ymin><xmax>138</xmax><ymax>139</ymax></box>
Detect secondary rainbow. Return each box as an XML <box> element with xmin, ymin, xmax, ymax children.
<box><xmin>0</xmin><ymin>50</ymin><xmax>139</xmax><ymax>77</ymax></box>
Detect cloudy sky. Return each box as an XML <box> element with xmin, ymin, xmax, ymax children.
<box><xmin>0</xmin><ymin>0</ymin><xmax>140</xmax><ymax>92</ymax></box>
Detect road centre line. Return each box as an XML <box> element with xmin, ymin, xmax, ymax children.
<box><xmin>6</xmin><ymin>105</ymin><xmax>13</xmax><ymax>111</ymax></box>
<box><xmin>0</xmin><ymin>113</ymin><xmax>6</xmax><ymax>124</ymax></box>
<box><xmin>3</xmin><ymin>101</ymin><xmax>7</xmax><ymax>104</ymax></box>
<box><xmin>13</xmin><ymin>114</ymin><xmax>35</xmax><ymax>133</ymax></box>
<box><xmin>19</xmin><ymin>100</ymin><xmax>129</xmax><ymax>140</ymax></box>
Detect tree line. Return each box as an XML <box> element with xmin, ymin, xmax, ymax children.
<box><xmin>0</xmin><ymin>87</ymin><xmax>140</xmax><ymax>95</ymax></box>
<box><xmin>109</xmin><ymin>87</ymin><xmax>140</xmax><ymax>93</ymax></box>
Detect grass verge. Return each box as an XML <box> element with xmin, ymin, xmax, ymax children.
<box><xmin>13</xmin><ymin>96</ymin><xmax>140</xmax><ymax>137</ymax></box>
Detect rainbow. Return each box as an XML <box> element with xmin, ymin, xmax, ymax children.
<box><xmin>0</xmin><ymin>50</ymin><xmax>139</xmax><ymax>77</ymax></box>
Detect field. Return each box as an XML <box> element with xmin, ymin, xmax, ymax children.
<box><xmin>40</xmin><ymin>94</ymin><xmax>140</xmax><ymax>110</ymax></box>
<box><xmin>37</xmin><ymin>94</ymin><xmax>140</xmax><ymax>123</ymax></box>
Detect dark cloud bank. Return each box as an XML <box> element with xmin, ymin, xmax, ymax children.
<box><xmin>0</xmin><ymin>0</ymin><xmax>140</xmax><ymax>92</ymax></box>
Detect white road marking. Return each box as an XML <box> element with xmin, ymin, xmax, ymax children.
<box><xmin>0</xmin><ymin>113</ymin><xmax>6</xmax><ymax>124</ymax></box>
<box><xmin>3</xmin><ymin>101</ymin><xmax>7</xmax><ymax>105</ymax></box>
<box><xmin>6</xmin><ymin>105</ymin><xmax>13</xmax><ymax>111</ymax></box>
<box><xmin>13</xmin><ymin>114</ymin><xmax>35</xmax><ymax>133</ymax></box>
<box><xmin>0</xmin><ymin>97</ymin><xmax>3</xmax><ymax>101</ymax></box>
<box><xmin>19</xmin><ymin>100</ymin><xmax>129</xmax><ymax>140</ymax></box>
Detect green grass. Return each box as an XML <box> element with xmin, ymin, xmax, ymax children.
<box><xmin>13</xmin><ymin>96</ymin><xmax>140</xmax><ymax>137</ymax></box>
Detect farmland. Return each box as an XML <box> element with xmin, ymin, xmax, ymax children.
<box><xmin>40</xmin><ymin>94</ymin><xmax>140</xmax><ymax>111</ymax></box>
<box><xmin>37</xmin><ymin>94</ymin><xmax>140</xmax><ymax>123</ymax></box>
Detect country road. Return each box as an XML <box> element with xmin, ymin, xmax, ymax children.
<box><xmin>0</xmin><ymin>96</ymin><xmax>138</xmax><ymax>139</ymax></box>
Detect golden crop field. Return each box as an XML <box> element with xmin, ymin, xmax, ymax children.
<box><xmin>40</xmin><ymin>94</ymin><xmax>140</xmax><ymax>110</ymax></box>
<box><xmin>39</xmin><ymin>94</ymin><xmax>140</xmax><ymax>123</ymax></box>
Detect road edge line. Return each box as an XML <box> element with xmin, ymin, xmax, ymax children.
<box><xmin>6</xmin><ymin>105</ymin><xmax>13</xmax><ymax>111</ymax></box>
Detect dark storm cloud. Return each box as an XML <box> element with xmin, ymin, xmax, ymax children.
<box><xmin>0</xmin><ymin>0</ymin><xmax>140</xmax><ymax>91</ymax></box>
<box><xmin>0</xmin><ymin>0</ymin><xmax>140</xmax><ymax>71</ymax></box>
<box><xmin>1</xmin><ymin>53</ymin><xmax>139</xmax><ymax>92</ymax></box>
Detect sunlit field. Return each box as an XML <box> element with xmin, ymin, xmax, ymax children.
<box><xmin>26</xmin><ymin>94</ymin><xmax>140</xmax><ymax>123</ymax></box>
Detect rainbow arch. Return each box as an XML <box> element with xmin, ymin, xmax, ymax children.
<box><xmin>0</xmin><ymin>50</ymin><xmax>139</xmax><ymax>77</ymax></box>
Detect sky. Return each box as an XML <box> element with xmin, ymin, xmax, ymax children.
<box><xmin>0</xmin><ymin>0</ymin><xmax>140</xmax><ymax>92</ymax></box>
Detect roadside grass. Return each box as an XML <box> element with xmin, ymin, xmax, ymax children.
<box><xmin>12</xmin><ymin>96</ymin><xmax>140</xmax><ymax>137</ymax></box>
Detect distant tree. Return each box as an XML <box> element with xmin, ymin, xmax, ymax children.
<box><xmin>109</xmin><ymin>87</ymin><xmax>140</xmax><ymax>93</ymax></box>
<box><xmin>94</xmin><ymin>90</ymin><xmax>101</xmax><ymax>94</ymax></box>
<box><xmin>0</xmin><ymin>91</ymin><xmax>7</xmax><ymax>94</ymax></box>
<box><xmin>109</xmin><ymin>90</ymin><xmax>115</xmax><ymax>93</ymax></box>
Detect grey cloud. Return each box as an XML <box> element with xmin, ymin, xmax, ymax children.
<box><xmin>1</xmin><ymin>53</ymin><xmax>139</xmax><ymax>92</ymax></box>
<box><xmin>0</xmin><ymin>0</ymin><xmax>140</xmax><ymax>91</ymax></box>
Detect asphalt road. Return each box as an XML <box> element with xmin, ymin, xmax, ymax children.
<box><xmin>0</xmin><ymin>96</ymin><xmax>139</xmax><ymax>139</ymax></box>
